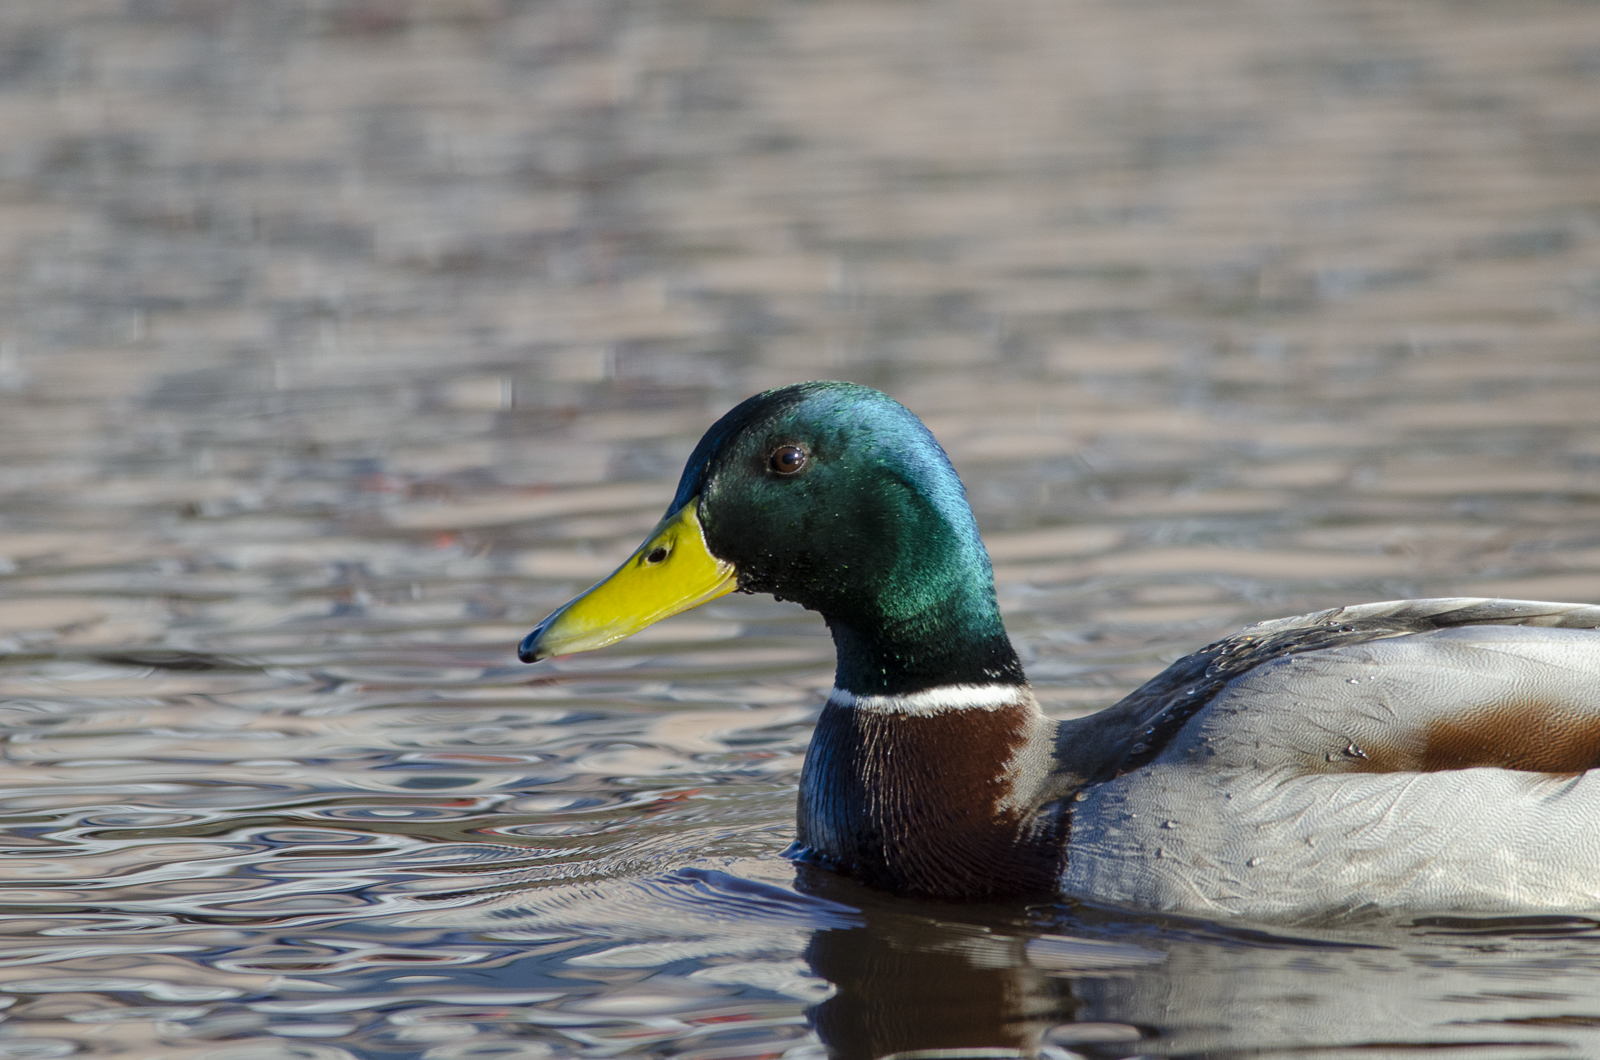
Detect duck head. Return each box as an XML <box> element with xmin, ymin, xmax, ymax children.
<box><xmin>519</xmin><ymin>381</ymin><xmax>1024</xmax><ymax>696</ymax></box>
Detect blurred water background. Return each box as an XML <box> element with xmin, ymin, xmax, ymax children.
<box><xmin>3</xmin><ymin>0</ymin><xmax>1600</xmax><ymax>1057</ymax></box>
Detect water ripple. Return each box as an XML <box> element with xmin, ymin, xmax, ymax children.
<box><xmin>5</xmin><ymin>0</ymin><xmax>1600</xmax><ymax>1056</ymax></box>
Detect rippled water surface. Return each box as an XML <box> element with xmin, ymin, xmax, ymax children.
<box><xmin>4</xmin><ymin>1</ymin><xmax>1600</xmax><ymax>1057</ymax></box>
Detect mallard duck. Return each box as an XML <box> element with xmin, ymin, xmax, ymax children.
<box><xmin>519</xmin><ymin>381</ymin><xmax>1600</xmax><ymax>919</ymax></box>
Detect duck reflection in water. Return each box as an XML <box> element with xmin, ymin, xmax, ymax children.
<box><xmin>790</xmin><ymin>863</ymin><xmax>1600</xmax><ymax>1058</ymax></box>
<box><xmin>399</xmin><ymin>858</ymin><xmax>1600</xmax><ymax>1055</ymax></box>
<box><xmin>794</xmin><ymin>864</ymin><xmax>1081</xmax><ymax>1060</ymax></box>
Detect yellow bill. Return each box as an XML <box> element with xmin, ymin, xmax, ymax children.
<box><xmin>518</xmin><ymin>497</ymin><xmax>737</xmax><ymax>662</ymax></box>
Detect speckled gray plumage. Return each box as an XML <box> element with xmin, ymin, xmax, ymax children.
<box><xmin>1058</xmin><ymin>599</ymin><xmax>1600</xmax><ymax>919</ymax></box>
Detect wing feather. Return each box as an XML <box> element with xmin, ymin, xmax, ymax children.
<box><xmin>1084</xmin><ymin>598</ymin><xmax>1600</xmax><ymax>780</ymax></box>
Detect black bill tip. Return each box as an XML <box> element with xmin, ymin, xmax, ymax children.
<box><xmin>517</xmin><ymin>620</ymin><xmax>551</xmax><ymax>664</ymax></box>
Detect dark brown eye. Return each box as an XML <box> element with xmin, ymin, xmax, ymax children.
<box><xmin>769</xmin><ymin>445</ymin><xmax>808</xmax><ymax>475</ymax></box>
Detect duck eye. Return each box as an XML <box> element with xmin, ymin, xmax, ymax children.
<box><xmin>769</xmin><ymin>445</ymin><xmax>808</xmax><ymax>475</ymax></box>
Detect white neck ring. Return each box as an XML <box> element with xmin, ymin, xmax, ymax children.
<box><xmin>826</xmin><ymin>683</ymin><xmax>1033</xmax><ymax>716</ymax></box>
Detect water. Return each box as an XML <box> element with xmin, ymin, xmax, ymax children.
<box><xmin>2</xmin><ymin>0</ymin><xmax>1600</xmax><ymax>1056</ymax></box>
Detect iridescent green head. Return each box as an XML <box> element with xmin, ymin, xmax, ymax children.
<box><xmin>519</xmin><ymin>381</ymin><xmax>1023</xmax><ymax>695</ymax></box>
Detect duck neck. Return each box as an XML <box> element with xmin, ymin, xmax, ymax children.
<box><xmin>824</xmin><ymin>560</ymin><xmax>1026</xmax><ymax>697</ymax></box>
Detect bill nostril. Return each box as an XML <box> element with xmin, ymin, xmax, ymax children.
<box><xmin>645</xmin><ymin>546</ymin><xmax>669</xmax><ymax>565</ymax></box>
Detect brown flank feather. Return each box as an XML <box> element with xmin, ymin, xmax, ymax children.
<box><xmin>1337</xmin><ymin>700</ymin><xmax>1600</xmax><ymax>776</ymax></box>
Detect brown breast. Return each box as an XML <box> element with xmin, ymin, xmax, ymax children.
<box><xmin>795</xmin><ymin>700</ymin><xmax>1064</xmax><ymax>900</ymax></box>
